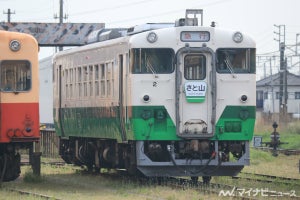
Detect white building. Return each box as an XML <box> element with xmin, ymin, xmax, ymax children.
<box><xmin>256</xmin><ymin>71</ymin><xmax>300</xmax><ymax>118</ymax></box>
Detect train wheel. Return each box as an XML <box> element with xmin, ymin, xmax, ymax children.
<box><xmin>202</xmin><ymin>176</ymin><xmax>211</xmax><ymax>185</ymax></box>
<box><xmin>191</xmin><ymin>176</ymin><xmax>199</xmax><ymax>185</ymax></box>
<box><xmin>0</xmin><ymin>154</ymin><xmax>8</xmax><ymax>183</ymax></box>
<box><xmin>0</xmin><ymin>153</ymin><xmax>21</xmax><ymax>182</ymax></box>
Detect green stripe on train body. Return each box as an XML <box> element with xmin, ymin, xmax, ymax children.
<box><xmin>54</xmin><ymin>105</ymin><xmax>255</xmax><ymax>141</ymax></box>
<box><xmin>213</xmin><ymin>105</ymin><xmax>256</xmax><ymax>141</ymax></box>
<box><xmin>53</xmin><ymin>107</ymin><xmax>134</xmax><ymax>141</ymax></box>
<box><xmin>54</xmin><ymin>106</ymin><xmax>178</xmax><ymax>141</ymax></box>
<box><xmin>131</xmin><ymin>106</ymin><xmax>178</xmax><ymax>140</ymax></box>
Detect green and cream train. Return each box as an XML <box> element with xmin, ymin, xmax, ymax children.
<box><xmin>53</xmin><ymin>10</ymin><xmax>256</xmax><ymax>182</ymax></box>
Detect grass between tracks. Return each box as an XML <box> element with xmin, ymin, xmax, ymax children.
<box><xmin>214</xmin><ymin>149</ymin><xmax>300</xmax><ymax>192</ymax></box>
<box><xmin>1</xmin><ymin>150</ymin><xmax>299</xmax><ymax>200</ymax></box>
<box><xmin>1</xmin><ymin>122</ymin><xmax>299</xmax><ymax>200</ymax></box>
<box><xmin>1</xmin><ymin>164</ymin><xmax>222</xmax><ymax>200</ymax></box>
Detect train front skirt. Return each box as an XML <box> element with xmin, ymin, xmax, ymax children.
<box><xmin>136</xmin><ymin>141</ymin><xmax>250</xmax><ymax>177</ymax></box>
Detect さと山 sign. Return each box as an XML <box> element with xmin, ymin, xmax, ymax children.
<box><xmin>184</xmin><ymin>81</ymin><xmax>207</xmax><ymax>103</ymax></box>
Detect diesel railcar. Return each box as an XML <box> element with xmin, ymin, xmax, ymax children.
<box><xmin>0</xmin><ymin>30</ymin><xmax>40</xmax><ymax>181</ymax></box>
<box><xmin>53</xmin><ymin>10</ymin><xmax>256</xmax><ymax>182</ymax></box>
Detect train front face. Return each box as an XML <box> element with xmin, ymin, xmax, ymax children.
<box><xmin>129</xmin><ymin>26</ymin><xmax>256</xmax><ymax>177</ymax></box>
<box><xmin>0</xmin><ymin>30</ymin><xmax>40</xmax><ymax>181</ymax></box>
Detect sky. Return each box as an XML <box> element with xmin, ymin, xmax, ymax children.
<box><xmin>1</xmin><ymin>0</ymin><xmax>300</xmax><ymax>77</ymax></box>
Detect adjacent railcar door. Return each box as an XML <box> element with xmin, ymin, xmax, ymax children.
<box><xmin>176</xmin><ymin>49</ymin><xmax>216</xmax><ymax>138</ymax></box>
<box><xmin>119</xmin><ymin>54</ymin><xmax>127</xmax><ymax>141</ymax></box>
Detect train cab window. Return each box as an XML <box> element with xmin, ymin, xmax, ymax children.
<box><xmin>216</xmin><ymin>48</ymin><xmax>256</xmax><ymax>74</ymax></box>
<box><xmin>184</xmin><ymin>55</ymin><xmax>206</xmax><ymax>80</ymax></box>
<box><xmin>0</xmin><ymin>60</ymin><xmax>31</xmax><ymax>92</ymax></box>
<box><xmin>131</xmin><ymin>48</ymin><xmax>174</xmax><ymax>74</ymax></box>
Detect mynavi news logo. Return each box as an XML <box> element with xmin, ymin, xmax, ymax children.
<box><xmin>219</xmin><ymin>187</ymin><xmax>297</xmax><ymax>198</ymax></box>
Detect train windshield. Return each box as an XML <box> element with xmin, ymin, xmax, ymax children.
<box><xmin>0</xmin><ymin>60</ymin><xmax>31</xmax><ymax>92</ymax></box>
<box><xmin>131</xmin><ymin>48</ymin><xmax>174</xmax><ymax>74</ymax></box>
<box><xmin>216</xmin><ymin>48</ymin><xmax>256</xmax><ymax>74</ymax></box>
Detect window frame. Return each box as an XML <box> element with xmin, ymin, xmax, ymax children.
<box><xmin>131</xmin><ymin>48</ymin><xmax>175</xmax><ymax>74</ymax></box>
<box><xmin>295</xmin><ymin>92</ymin><xmax>300</xmax><ymax>99</ymax></box>
<box><xmin>183</xmin><ymin>54</ymin><xmax>206</xmax><ymax>80</ymax></box>
<box><xmin>216</xmin><ymin>48</ymin><xmax>256</xmax><ymax>74</ymax></box>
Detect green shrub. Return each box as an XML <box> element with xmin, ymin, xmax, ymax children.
<box><xmin>23</xmin><ymin>171</ymin><xmax>43</xmax><ymax>183</ymax></box>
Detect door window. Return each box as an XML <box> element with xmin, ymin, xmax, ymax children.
<box><xmin>184</xmin><ymin>55</ymin><xmax>206</xmax><ymax>80</ymax></box>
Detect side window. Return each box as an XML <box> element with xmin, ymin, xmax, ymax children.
<box><xmin>131</xmin><ymin>48</ymin><xmax>174</xmax><ymax>74</ymax></box>
<box><xmin>184</xmin><ymin>55</ymin><xmax>206</xmax><ymax>80</ymax></box>
<box><xmin>0</xmin><ymin>60</ymin><xmax>31</xmax><ymax>92</ymax></box>
<box><xmin>217</xmin><ymin>48</ymin><xmax>256</xmax><ymax>74</ymax></box>
<box><xmin>95</xmin><ymin>64</ymin><xmax>99</xmax><ymax>96</ymax></box>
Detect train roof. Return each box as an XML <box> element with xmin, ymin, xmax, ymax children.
<box><xmin>54</xmin><ymin>9</ymin><xmax>255</xmax><ymax>58</ymax></box>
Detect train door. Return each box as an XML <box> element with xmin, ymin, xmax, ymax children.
<box><xmin>119</xmin><ymin>54</ymin><xmax>127</xmax><ymax>141</ymax></box>
<box><xmin>176</xmin><ymin>50</ymin><xmax>216</xmax><ymax>138</ymax></box>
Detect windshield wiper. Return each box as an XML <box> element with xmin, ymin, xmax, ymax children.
<box><xmin>224</xmin><ymin>53</ymin><xmax>236</xmax><ymax>78</ymax></box>
<box><xmin>146</xmin><ymin>57</ymin><xmax>157</xmax><ymax>75</ymax></box>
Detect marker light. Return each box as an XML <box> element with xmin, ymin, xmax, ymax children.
<box><xmin>232</xmin><ymin>32</ymin><xmax>243</xmax><ymax>43</ymax></box>
<box><xmin>147</xmin><ymin>32</ymin><xmax>158</xmax><ymax>43</ymax></box>
<box><xmin>240</xmin><ymin>95</ymin><xmax>248</xmax><ymax>102</ymax></box>
<box><xmin>143</xmin><ymin>94</ymin><xmax>150</xmax><ymax>102</ymax></box>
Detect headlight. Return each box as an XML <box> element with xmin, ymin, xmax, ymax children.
<box><xmin>232</xmin><ymin>32</ymin><xmax>243</xmax><ymax>43</ymax></box>
<box><xmin>147</xmin><ymin>32</ymin><xmax>158</xmax><ymax>43</ymax></box>
<box><xmin>239</xmin><ymin>110</ymin><xmax>249</xmax><ymax>120</ymax></box>
<box><xmin>141</xmin><ymin>110</ymin><xmax>152</xmax><ymax>120</ymax></box>
<box><xmin>9</xmin><ymin>40</ymin><xmax>21</xmax><ymax>51</ymax></box>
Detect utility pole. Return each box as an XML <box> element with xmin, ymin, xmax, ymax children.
<box><xmin>54</xmin><ymin>0</ymin><xmax>68</xmax><ymax>51</ymax></box>
<box><xmin>296</xmin><ymin>33</ymin><xmax>300</xmax><ymax>56</ymax></box>
<box><xmin>3</xmin><ymin>9</ymin><xmax>15</xmax><ymax>23</ymax></box>
<box><xmin>270</xmin><ymin>57</ymin><xmax>275</xmax><ymax>113</ymax></box>
<box><xmin>296</xmin><ymin>33</ymin><xmax>300</xmax><ymax>75</ymax></box>
<box><xmin>274</xmin><ymin>24</ymin><xmax>287</xmax><ymax>123</ymax></box>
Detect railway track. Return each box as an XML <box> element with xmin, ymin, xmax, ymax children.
<box><xmin>20</xmin><ymin>161</ymin><xmax>66</xmax><ymax>166</ymax></box>
<box><xmin>253</xmin><ymin>147</ymin><xmax>300</xmax><ymax>155</ymax></box>
<box><xmin>3</xmin><ymin>188</ymin><xmax>62</xmax><ymax>200</ymax></box>
<box><xmin>238</xmin><ymin>172</ymin><xmax>300</xmax><ymax>184</ymax></box>
<box><xmin>101</xmin><ymin>170</ymin><xmax>262</xmax><ymax>200</ymax></box>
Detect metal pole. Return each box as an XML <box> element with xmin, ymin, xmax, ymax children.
<box><xmin>296</xmin><ymin>33</ymin><xmax>300</xmax><ymax>56</ymax></box>
<box><xmin>284</xmin><ymin>58</ymin><xmax>288</xmax><ymax>119</ymax></box>
<box><xmin>279</xmin><ymin>42</ymin><xmax>285</xmax><ymax>120</ymax></box>
<box><xmin>270</xmin><ymin>58</ymin><xmax>275</xmax><ymax>113</ymax></box>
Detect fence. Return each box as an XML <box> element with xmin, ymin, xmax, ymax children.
<box><xmin>40</xmin><ymin>129</ymin><xmax>59</xmax><ymax>158</ymax></box>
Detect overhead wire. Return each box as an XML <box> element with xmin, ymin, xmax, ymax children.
<box><xmin>67</xmin><ymin>0</ymin><xmax>234</xmax><ymax>25</ymax></box>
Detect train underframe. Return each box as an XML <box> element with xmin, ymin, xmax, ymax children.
<box><xmin>0</xmin><ymin>142</ymin><xmax>41</xmax><ymax>182</ymax></box>
<box><xmin>59</xmin><ymin>137</ymin><xmax>249</xmax><ymax>181</ymax></box>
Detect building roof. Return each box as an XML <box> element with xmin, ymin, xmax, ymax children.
<box><xmin>256</xmin><ymin>71</ymin><xmax>300</xmax><ymax>87</ymax></box>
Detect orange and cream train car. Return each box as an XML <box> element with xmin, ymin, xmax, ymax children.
<box><xmin>0</xmin><ymin>30</ymin><xmax>40</xmax><ymax>181</ymax></box>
